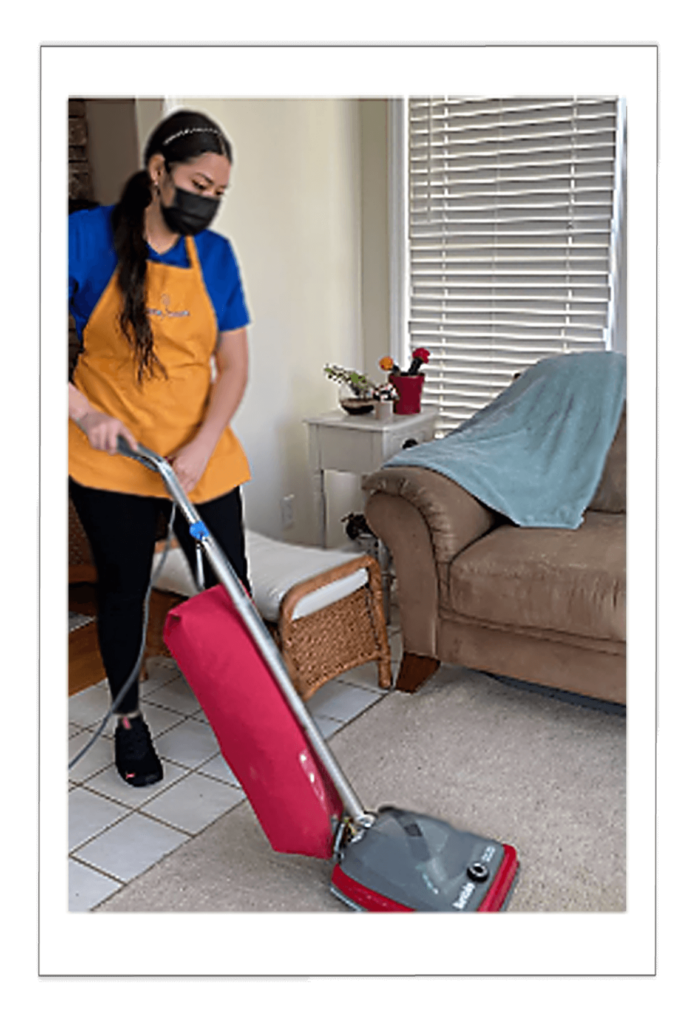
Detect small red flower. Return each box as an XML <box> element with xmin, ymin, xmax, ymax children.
<box><xmin>406</xmin><ymin>348</ymin><xmax>431</xmax><ymax>375</ymax></box>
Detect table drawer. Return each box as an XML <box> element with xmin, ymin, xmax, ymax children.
<box><xmin>380</xmin><ymin>423</ymin><xmax>429</xmax><ymax>460</ymax></box>
<box><xmin>381</xmin><ymin>423</ymin><xmax>435</xmax><ymax>462</ymax></box>
<box><xmin>318</xmin><ymin>427</ymin><xmax>378</xmax><ymax>474</ymax></box>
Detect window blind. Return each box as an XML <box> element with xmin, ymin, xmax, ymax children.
<box><xmin>407</xmin><ymin>97</ymin><xmax>621</xmax><ymax>434</ymax></box>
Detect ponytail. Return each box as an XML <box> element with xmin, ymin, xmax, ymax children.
<box><xmin>111</xmin><ymin>109</ymin><xmax>232</xmax><ymax>384</ymax></box>
<box><xmin>111</xmin><ymin>170</ymin><xmax>166</xmax><ymax>384</ymax></box>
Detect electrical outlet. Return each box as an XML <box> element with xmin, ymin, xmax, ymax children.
<box><xmin>281</xmin><ymin>494</ymin><xmax>295</xmax><ymax>530</ymax></box>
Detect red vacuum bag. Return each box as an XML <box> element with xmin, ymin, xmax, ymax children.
<box><xmin>163</xmin><ymin>584</ymin><xmax>343</xmax><ymax>859</ymax></box>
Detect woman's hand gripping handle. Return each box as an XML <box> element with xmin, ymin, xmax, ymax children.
<box><xmin>69</xmin><ymin>382</ymin><xmax>138</xmax><ymax>454</ymax></box>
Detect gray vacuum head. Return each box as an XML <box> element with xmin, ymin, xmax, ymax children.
<box><xmin>332</xmin><ymin>806</ymin><xmax>518</xmax><ymax>912</ymax></box>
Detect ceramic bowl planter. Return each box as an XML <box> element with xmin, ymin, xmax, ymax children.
<box><xmin>338</xmin><ymin>384</ymin><xmax>374</xmax><ymax>415</ymax></box>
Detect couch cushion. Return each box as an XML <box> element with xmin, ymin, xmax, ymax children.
<box><xmin>446</xmin><ymin>512</ymin><xmax>625</xmax><ymax>643</ymax></box>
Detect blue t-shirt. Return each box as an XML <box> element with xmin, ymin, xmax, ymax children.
<box><xmin>69</xmin><ymin>205</ymin><xmax>250</xmax><ymax>341</ymax></box>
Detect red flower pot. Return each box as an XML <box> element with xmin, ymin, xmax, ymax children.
<box><xmin>389</xmin><ymin>373</ymin><xmax>424</xmax><ymax>415</ymax></box>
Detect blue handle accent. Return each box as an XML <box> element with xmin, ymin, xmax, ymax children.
<box><xmin>190</xmin><ymin>522</ymin><xmax>209</xmax><ymax>541</ymax></box>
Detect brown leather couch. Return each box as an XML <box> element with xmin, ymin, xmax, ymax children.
<box><xmin>363</xmin><ymin>409</ymin><xmax>626</xmax><ymax>705</ymax></box>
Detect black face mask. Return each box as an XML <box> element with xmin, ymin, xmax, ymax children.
<box><xmin>161</xmin><ymin>186</ymin><xmax>220</xmax><ymax>236</ymax></box>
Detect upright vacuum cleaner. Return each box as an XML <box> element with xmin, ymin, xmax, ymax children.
<box><xmin>117</xmin><ymin>439</ymin><xmax>519</xmax><ymax>913</ymax></box>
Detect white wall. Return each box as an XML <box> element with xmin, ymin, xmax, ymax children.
<box><xmin>141</xmin><ymin>98</ymin><xmax>380</xmax><ymax>547</ymax></box>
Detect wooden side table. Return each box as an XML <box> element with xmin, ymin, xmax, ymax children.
<box><xmin>304</xmin><ymin>408</ymin><xmax>438</xmax><ymax>619</ymax></box>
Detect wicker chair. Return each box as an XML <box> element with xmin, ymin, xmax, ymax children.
<box><xmin>270</xmin><ymin>552</ymin><xmax>391</xmax><ymax>700</ymax></box>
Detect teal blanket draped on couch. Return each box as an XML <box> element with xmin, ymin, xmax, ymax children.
<box><xmin>386</xmin><ymin>351</ymin><xmax>626</xmax><ymax>529</ymax></box>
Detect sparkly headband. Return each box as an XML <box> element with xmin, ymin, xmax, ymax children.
<box><xmin>161</xmin><ymin>126</ymin><xmax>222</xmax><ymax>148</ymax></box>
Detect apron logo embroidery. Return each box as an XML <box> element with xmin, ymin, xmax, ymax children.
<box><xmin>147</xmin><ymin>293</ymin><xmax>190</xmax><ymax>319</ymax></box>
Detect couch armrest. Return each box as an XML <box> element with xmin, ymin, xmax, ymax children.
<box><xmin>363</xmin><ymin>466</ymin><xmax>497</xmax><ymax>566</ymax></box>
<box><xmin>364</xmin><ymin>490</ymin><xmax>439</xmax><ymax>658</ymax></box>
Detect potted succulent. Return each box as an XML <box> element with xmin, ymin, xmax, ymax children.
<box><xmin>380</xmin><ymin>348</ymin><xmax>431</xmax><ymax>414</ymax></box>
<box><xmin>323</xmin><ymin>364</ymin><xmax>376</xmax><ymax>415</ymax></box>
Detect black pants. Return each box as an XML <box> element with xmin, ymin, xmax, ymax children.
<box><xmin>69</xmin><ymin>479</ymin><xmax>250</xmax><ymax>714</ymax></box>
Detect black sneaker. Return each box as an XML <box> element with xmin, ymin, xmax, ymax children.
<box><xmin>115</xmin><ymin>714</ymin><xmax>163</xmax><ymax>787</ymax></box>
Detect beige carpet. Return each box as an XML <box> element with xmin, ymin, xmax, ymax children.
<box><xmin>96</xmin><ymin>665</ymin><xmax>626</xmax><ymax>913</ymax></box>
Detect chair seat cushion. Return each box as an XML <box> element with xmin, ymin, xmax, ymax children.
<box><xmin>246</xmin><ymin>533</ymin><xmax>369</xmax><ymax>622</ymax></box>
<box><xmin>447</xmin><ymin>512</ymin><xmax>625</xmax><ymax>643</ymax></box>
<box><xmin>152</xmin><ymin>531</ymin><xmax>368</xmax><ymax>623</ymax></box>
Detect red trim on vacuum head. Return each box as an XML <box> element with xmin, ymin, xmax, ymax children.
<box><xmin>477</xmin><ymin>845</ymin><xmax>519</xmax><ymax>912</ymax></box>
<box><xmin>331</xmin><ymin>864</ymin><xmax>414</xmax><ymax>912</ymax></box>
<box><xmin>333</xmin><ymin>845</ymin><xmax>519</xmax><ymax>913</ymax></box>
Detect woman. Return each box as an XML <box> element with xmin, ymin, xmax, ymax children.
<box><xmin>69</xmin><ymin>108</ymin><xmax>252</xmax><ymax>787</ymax></box>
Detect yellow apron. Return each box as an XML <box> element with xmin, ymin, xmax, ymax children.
<box><xmin>68</xmin><ymin>234</ymin><xmax>250</xmax><ymax>502</ymax></box>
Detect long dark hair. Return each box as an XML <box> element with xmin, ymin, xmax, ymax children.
<box><xmin>111</xmin><ymin>109</ymin><xmax>232</xmax><ymax>383</ymax></box>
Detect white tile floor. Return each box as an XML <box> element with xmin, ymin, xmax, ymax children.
<box><xmin>68</xmin><ymin>625</ymin><xmax>403</xmax><ymax>911</ymax></box>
